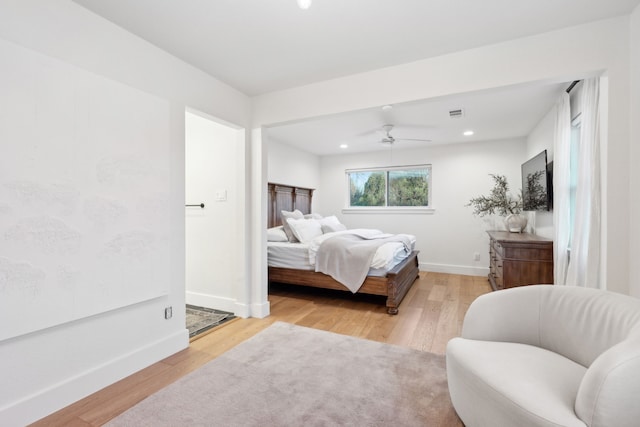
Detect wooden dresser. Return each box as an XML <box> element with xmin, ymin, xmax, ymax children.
<box><xmin>488</xmin><ymin>231</ymin><xmax>554</xmax><ymax>291</ymax></box>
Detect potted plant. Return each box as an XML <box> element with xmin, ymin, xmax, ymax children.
<box><xmin>466</xmin><ymin>174</ymin><xmax>527</xmax><ymax>232</ymax></box>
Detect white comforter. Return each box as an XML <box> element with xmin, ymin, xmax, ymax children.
<box><xmin>308</xmin><ymin>228</ymin><xmax>415</xmax><ymax>269</ymax></box>
<box><xmin>314</xmin><ymin>231</ymin><xmax>413</xmax><ymax>292</ymax></box>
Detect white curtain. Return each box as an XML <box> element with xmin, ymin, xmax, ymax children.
<box><xmin>553</xmin><ymin>92</ymin><xmax>572</xmax><ymax>286</ymax></box>
<box><xmin>565</xmin><ymin>78</ymin><xmax>602</xmax><ymax>289</ymax></box>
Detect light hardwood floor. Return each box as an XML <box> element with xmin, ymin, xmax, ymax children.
<box><xmin>31</xmin><ymin>272</ymin><xmax>491</xmax><ymax>426</ymax></box>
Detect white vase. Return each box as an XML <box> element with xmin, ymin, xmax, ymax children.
<box><xmin>504</xmin><ymin>214</ymin><xmax>527</xmax><ymax>233</ymax></box>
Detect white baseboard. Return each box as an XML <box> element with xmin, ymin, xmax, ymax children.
<box><xmin>185</xmin><ymin>291</ymin><xmax>270</xmax><ymax>319</ymax></box>
<box><xmin>419</xmin><ymin>262</ymin><xmax>489</xmax><ymax>277</ymax></box>
<box><xmin>186</xmin><ymin>291</ymin><xmax>238</xmax><ymax>315</ymax></box>
<box><xmin>231</xmin><ymin>301</ymin><xmax>269</xmax><ymax>319</ymax></box>
<box><xmin>2</xmin><ymin>329</ymin><xmax>188</xmax><ymax>427</ymax></box>
<box><xmin>249</xmin><ymin>301</ymin><xmax>270</xmax><ymax>319</ymax></box>
<box><xmin>233</xmin><ymin>302</ymin><xmax>250</xmax><ymax>318</ymax></box>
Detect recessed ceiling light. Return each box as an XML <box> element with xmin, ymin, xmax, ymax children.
<box><xmin>340</xmin><ymin>144</ymin><xmax>348</xmax><ymax>149</ymax></box>
<box><xmin>297</xmin><ymin>0</ymin><xmax>312</xmax><ymax>9</ymax></box>
<box><xmin>382</xmin><ymin>105</ymin><xmax>393</xmax><ymax>111</ymax></box>
<box><xmin>463</xmin><ymin>130</ymin><xmax>474</xmax><ymax>136</ymax></box>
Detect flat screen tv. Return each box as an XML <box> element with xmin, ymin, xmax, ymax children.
<box><xmin>521</xmin><ymin>150</ymin><xmax>551</xmax><ymax>211</ymax></box>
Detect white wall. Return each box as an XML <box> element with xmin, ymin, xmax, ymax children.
<box><xmin>0</xmin><ymin>1</ymin><xmax>249</xmax><ymax>425</ymax></box>
<box><xmin>185</xmin><ymin>111</ymin><xmax>245</xmax><ymax>314</ymax></box>
<box><xmin>525</xmin><ymin>107</ymin><xmax>556</xmax><ymax>238</ymax></box>
<box><xmin>630</xmin><ymin>4</ymin><xmax>640</xmax><ymax>298</ymax></box>
<box><xmin>0</xmin><ymin>37</ymin><xmax>172</xmax><ymax>341</ymax></box>
<box><xmin>317</xmin><ymin>139</ymin><xmax>526</xmax><ymax>275</ymax></box>
<box><xmin>267</xmin><ymin>139</ymin><xmax>320</xmax><ymax>209</ymax></box>
<box><xmin>527</xmin><ymin>108</ymin><xmax>556</xmax><ymax>161</ymax></box>
<box><xmin>253</xmin><ymin>16</ymin><xmax>633</xmax><ymax>298</ymax></box>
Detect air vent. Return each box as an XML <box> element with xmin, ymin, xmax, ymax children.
<box><xmin>449</xmin><ymin>108</ymin><xmax>464</xmax><ymax>118</ymax></box>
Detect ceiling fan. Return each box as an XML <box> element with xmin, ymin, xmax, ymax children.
<box><xmin>378</xmin><ymin>124</ymin><xmax>431</xmax><ymax>145</ymax></box>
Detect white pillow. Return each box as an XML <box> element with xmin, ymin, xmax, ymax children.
<box><xmin>319</xmin><ymin>215</ymin><xmax>347</xmax><ymax>233</ymax></box>
<box><xmin>287</xmin><ymin>218</ymin><xmax>323</xmax><ymax>243</ymax></box>
<box><xmin>304</xmin><ymin>213</ymin><xmax>323</xmax><ymax>220</ymax></box>
<box><xmin>267</xmin><ymin>226</ymin><xmax>288</xmax><ymax>242</ymax></box>
<box><xmin>281</xmin><ymin>209</ymin><xmax>304</xmax><ymax>242</ymax></box>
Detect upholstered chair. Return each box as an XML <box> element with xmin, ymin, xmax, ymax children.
<box><xmin>446</xmin><ymin>285</ymin><xmax>640</xmax><ymax>427</ymax></box>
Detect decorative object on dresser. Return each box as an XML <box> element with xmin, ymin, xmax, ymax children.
<box><xmin>487</xmin><ymin>231</ymin><xmax>553</xmax><ymax>291</ymax></box>
<box><xmin>466</xmin><ymin>174</ymin><xmax>527</xmax><ymax>232</ymax></box>
<box><xmin>503</xmin><ymin>213</ymin><xmax>527</xmax><ymax>233</ymax></box>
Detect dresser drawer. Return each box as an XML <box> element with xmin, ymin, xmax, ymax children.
<box><xmin>501</xmin><ymin>245</ymin><xmax>553</xmax><ymax>262</ymax></box>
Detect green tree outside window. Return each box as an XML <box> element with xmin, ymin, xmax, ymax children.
<box><xmin>348</xmin><ymin>166</ymin><xmax>430</xmax><ymax>207</ymax></box>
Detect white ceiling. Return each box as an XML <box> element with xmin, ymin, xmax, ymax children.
<box><xmin>72</xmin><ymin>0</ymin><xmax>639</xmax><ymax>155</ymax></box>
<box><xmin>73</xmin><ymin>0</ymin><xmax>638</xmax><ymax>96</ymax></box>
<box><xmin>265</xmin><ymin>81</ymin><xmax>570</xmax><ymax>156</ymax></box>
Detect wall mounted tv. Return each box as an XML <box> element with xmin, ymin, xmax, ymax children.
<box><xmin>521</xmin><ymin>150</ymin><xmax>552</xmax><ymax>211</ymax></box>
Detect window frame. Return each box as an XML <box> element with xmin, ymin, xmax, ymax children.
<box><xmin>343</xmin><ymin>164</ymin><xmax>434</xmax><ymax>214</ymax></box>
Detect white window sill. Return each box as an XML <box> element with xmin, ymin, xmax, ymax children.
<box><xmin>342</xmin><ymin>207</ymin><xmax>435</xmax><ymax>214</ymax></box>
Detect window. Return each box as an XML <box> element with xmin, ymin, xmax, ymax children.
<box><xmin>347</xmin><ymin>165</ymin><xmax>431</xmax><ymax>209</ymax></box>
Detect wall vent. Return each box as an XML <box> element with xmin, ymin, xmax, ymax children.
<box><xmin>449</xmin><ymin>108</ymin><xmax>464</xmax><ymax>118</ymax></box>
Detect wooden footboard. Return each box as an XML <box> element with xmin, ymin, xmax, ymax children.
<box><xmin>268</xmin><ymin>251</ymin><xmax>420</xmax><ymax>314</ymax></box>
<box><xmin>383</xmin><ymin>250</ymin><xmax>420</xmax><ymax>314</ymax></box>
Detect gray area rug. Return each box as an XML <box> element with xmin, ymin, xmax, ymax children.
<box><xmin>107</xmin><ymin>322</ymin><xmax>462</xmax><ymax>426</ymax></box>
<box><xmin>186</xmin><ymin>305</ymin><xmax>233</xmax><ymax>338</ymax></box>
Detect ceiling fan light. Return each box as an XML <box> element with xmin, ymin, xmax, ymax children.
<box><xmin>297</xmin><ymin>0</ymin><xmax>312</xmax><ymax>10</ymax></box>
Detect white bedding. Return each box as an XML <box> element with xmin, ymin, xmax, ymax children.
<box><xmin>267</xmin><ymin>228</ymin><xmax>416</xmax><ymax>276</ymax></box>
<box><xmin>267</xmin><ymin>241</ymin><xmax>313</xmax><ymax>270</ymax></box>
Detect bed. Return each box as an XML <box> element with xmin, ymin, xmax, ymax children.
<box><xmin>267</xmin><ymin>183</ymin><xmax>420</xmax><ymax>314</ymax></box>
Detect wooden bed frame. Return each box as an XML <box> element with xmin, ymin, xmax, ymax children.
<box><xmin>267</xmin><ymin>182</ymin><xmax>420</xmax><ymax>314</ymax></box>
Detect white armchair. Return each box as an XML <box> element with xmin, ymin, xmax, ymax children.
<box><xmin>446</xmin><ymin>285</ymin><xmax>640</xmax><ymax>427</ymax></box>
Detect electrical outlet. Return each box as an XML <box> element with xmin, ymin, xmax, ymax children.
<box><xmin>473</xmin><ymin>252</ymin><xmax>480</xmax><ymax>261</ymax></box>
<box><xmin>164</xmin><ymin>306</ymin><xmax>172</xmax><ymax>319</ymax></box>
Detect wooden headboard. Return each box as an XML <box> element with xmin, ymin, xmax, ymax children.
<box><xmin>268</xmin><ymin>183</ymin><xmax>314</xmax><ymax>228</ymax></box>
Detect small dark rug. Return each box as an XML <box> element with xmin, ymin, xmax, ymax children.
<box><xmin>186</xmin><ymin>305</ymin><xmax>234</xmax><ymax>338</ymax></box>
<box><xmin>106</xmin><ymin>322</ymin><xmax>462</xmax><ymax>426</ymax></box>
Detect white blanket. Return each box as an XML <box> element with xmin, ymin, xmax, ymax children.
<box><xmin>314</xmin><ymin>230</ymin><xmax>412</xmax><ymax>292</ymax></box>
<box><xmin>308</xmin><ymin>229</ymin><xmax>402</xmax><ymax>266</ymax></box>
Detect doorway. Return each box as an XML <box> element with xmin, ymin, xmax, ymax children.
<box><xmin>184</xmin><ymin>109</ymin><xmax>245</xmax><ymax>320</ymax></box>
